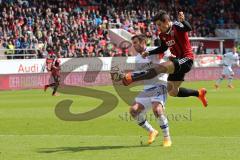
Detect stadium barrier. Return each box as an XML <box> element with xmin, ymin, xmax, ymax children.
<box><xmin>0</xmin><ymin>49</ymin><xmax>39</xmax><ymax>59</ymax></box>
<box><xmin>0</xmin><ymin>57</ymin><xmax>239</xmax><ymax>90</ymax></box>
<box><xmin>194</xmin><ymin>54</ymin><xmax>223</xmax><ymax>67</ymax></box>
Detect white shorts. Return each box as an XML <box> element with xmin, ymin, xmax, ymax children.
<box><xmin>135</xmin><ymin>85</ymin><xmax>167</xmax><ymax>111</ymax></box>
<box><xmin>222</xmin><ymin>66</ymin><xmax>234</xmax><ymax>76</ymax></box>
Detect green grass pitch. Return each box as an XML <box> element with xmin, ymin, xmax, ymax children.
<box><xmin>0</xmin><ymin>80</ymin><xmax>240</xmax><ymax>160</ymax></box>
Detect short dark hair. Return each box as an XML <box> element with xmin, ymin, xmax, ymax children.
<box><xmin>131</xmin><ymin>34</ymin><xmax>147</xmax><ymax>42</ymax></box>
<box><xmin>153</xmin><ymin>10</ymin><xmax>170</xmax><ymax>22</ymax></box>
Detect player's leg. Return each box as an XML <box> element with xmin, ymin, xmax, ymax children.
<box><xmin>215</xmin><ymin>74</ymin><xmax>225</xmax><ymax>89</ymax></box>
<box><xmin>44</xmin><ymin>83</ymin><xmax>56</xmax><ymax>91</ymax></box>
<box><xmin>215</xmin><ymin>75</ymin><xmax>225</xmax><ymax>89</ymax></box>
<box><xmin>151</xmin><ymin>85</ymin><xmax>171</xmax><ymax>147</ymax></box>
<box><xmin>167</xmin><ymin>58</ymin><xmax>208</xmax><ymax>107</ymax></box>
<box><xmin>130</xmin><ymin>102</ymin><xmax>156</xmax><ymax>134</ymax></box>
<box><xmin>227</xmin><ymin>74</ymin><xmax>234</xmax><ymax>88</ymax></box>
<box><xmin>168</xmin><ymin>80</ymin><xmax>207</xmax><ymax>107</ymax></box>
<box><xmin>122</xmin><ymin>61</ymin><xmax>175</xmax><ymax>85</ymax></box>
<box><xmin>161</xmin><ymin>59</ymin><xmax>207</xmax><ymax>107</ymax></box>
<box><xmin>215</xmin><ymin>67</ymin><xmax>227</xmax><ymax>89</ymax></box>
<box><xmin>44</xmin><ymin>84</ymin><xmax>49</xmax><ymax>92</ymax></box>
<box><xmin>52</xmin><ymin>75</ymin><xmax>60</xmax><ymax>96</ymax></box>
<box><xmin>168</xmin><ymin>81</ymin><xmax>199</xmax><ymax>97</ymax></box>
<box><xmin>227</xmin><ymin>67</ymin><xmax>234</xmax><ymax>88</ymax></box>
<box><xmin>151</xmin><ymin>60</ymin><xmax>175</xmax><ymax>75</ymax></box>
<box><xmin>152</xmin><ymin>101</ymin><xmax>171</xmax><ymax>147</ymax></box>
<box><xmin>122</xmin><ymin>57</ymin><xmax>191</xmax><ymax>86</ymax></box>
<box><xmin>44</xmin><ymin>74</ymin><xmax>58</xmax><ymax>92</ymax></box>
<box><xmin>52</xmin><ymin>85</ymin><xmax>58</xmax><ymax>96</ymax></box>
<box><xmin>132</xmin><ymin>90</ymin><xmax>160</xmax><ymax>144</ymax></box>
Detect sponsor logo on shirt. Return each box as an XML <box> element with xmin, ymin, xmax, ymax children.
<box><xmin>166</xmin><ymin>40</ymin><xmax>175</xmax><ymax>46</ymax></box>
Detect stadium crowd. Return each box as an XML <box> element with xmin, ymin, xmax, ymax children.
<box><xmin>0</xmin><ymin>0</ymin><xmax>239</xmax><ymax>59</ymax></box>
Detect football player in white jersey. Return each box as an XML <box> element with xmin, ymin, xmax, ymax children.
<box><xmin>215</xmin><ymin>47</ymin><xmax>239</xmax><ymax>89</ymax></box>
<box><xmin>129</xmin><ymin>34</ymin><xmax>172</xmax><ymax>147</ymax></box>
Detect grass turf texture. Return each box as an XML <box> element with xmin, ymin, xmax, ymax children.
<box><xmin>0</xmin><ymin>80</ymin><xmax>240</xmax><ymax>160</ymax></box>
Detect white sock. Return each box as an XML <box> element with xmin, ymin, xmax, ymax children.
<box><xmin>136</xmin><ymin>112</ymin><xmax>154</xmax><ymax>133</ymax></box>
<box><xmin>228</xmin><ymin>76</ymin><xmax>233</xmax><ymax>85</ymax></box>
<box><xmin>216</xmin><ymin>77</ymin><xmax>223</xmax><ymax>85</ymax></box>
<box><xmin>158</xmin><ymin>114</ymin><xmax>170</xmax><ymax>138</ymax></box>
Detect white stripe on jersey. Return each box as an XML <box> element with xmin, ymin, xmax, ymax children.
<box><xmin>178</xmin><ymin>57</ymin><xmax>190</xmax><ymax>65</ymax></box>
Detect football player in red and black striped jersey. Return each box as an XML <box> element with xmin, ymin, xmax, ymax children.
<box><xmin>112</xmin><ymin>11</ymin><xmax>208</xmax><ymax>107</ymax></box>
<box><xmin>44</xmin><ymin>56</ymin><xmax>61</xmax><ymax>96</ymax></box>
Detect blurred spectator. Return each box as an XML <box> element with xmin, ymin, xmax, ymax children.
<box><xmin>5</xmin><ymin>40</ymin><xmax>15</xmax><ymax>59</ymax></box>
<box><xmin>212</xmin><ymin>49</ymin><xmax>219</xmax><ymax>55</ymax></box>
<box><xmin>0</xmin><ymin>0</ymin><xmax>239</xmax><ymax>59</ymax></box>
<box><xmin>237</xmin><ymin>43</ymin><xmax>240</xmax><ymax>53</ymax></box>
<box><xmin>197</xmin><ymin>42</ymin><xmax>206</xmax><ymax>55</ymax></box>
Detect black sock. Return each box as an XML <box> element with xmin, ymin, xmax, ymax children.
<box><xmin>52</xmin><ymin>88</ymin><xmax>57</xmax><ymax>95</ymax></box>
<box><xmin>132</xmin><ymin>68</ymin><xmax>157</xmax><ymax>81</ymax></box>
<box><xmin>52</xmin><ymin>85</ymin><xmax>59</xmax><ymax>95</ymax></box>
<box><xmin>177</xmin><ymin>87</ymin><xmax>199</xmax><ymax>97</ymax></box>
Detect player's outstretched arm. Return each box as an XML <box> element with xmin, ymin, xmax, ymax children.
<box><xmin>142</xmin><ymin>42</ymin><xmax>168</xmax><ymax>57</ymax></box>
<box><xmin>181</xmin><ymin>21</ymin><xmax>192</xmax><ymax>31</ymax></box>
<box><xmin>175</xmin><ymin>11</ymin><xmax>192</xmax><ymax>32</ymax></box>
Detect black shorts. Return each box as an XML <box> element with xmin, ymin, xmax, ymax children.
<box><xmin>167</xmin><ymin>58</ymin><xmax>193</xmax><ymax>81</ymax></box>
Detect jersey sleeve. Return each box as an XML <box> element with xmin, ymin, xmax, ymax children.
<box><xmin>174</xmin><ymin>21</ymin><xmax>192</xmax><ymax>32</ymax></box>
<box><xmin>148</xmin><ymin>41</ymin><xmax>168</xmax><ymax>55</ymax></box>
<box><xmin>146</xmin><ymin>47</ymin><xmax>158</xmax><ymax>52</ymax></box>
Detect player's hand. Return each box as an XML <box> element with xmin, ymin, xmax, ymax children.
<box><xmin>178</xmin><ymin>12</ymin><xmax>185</xmax><ymax>22</ymax></box>
<box><xmin>141</xmin><ymin>51</ymin><xmax>149</xmax><ymax>58</ymax></box>
<box><xmin>169</xmin><ymin>54</ymin><xmax>176</xmax><ymax>61</ymax></box>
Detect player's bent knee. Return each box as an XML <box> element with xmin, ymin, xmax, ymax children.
<box><xmin>167</xmin><ymin>83</ymin><xmax>180</xmax><ymax>97</ymax></box>
<box><xmin>129</xmin><ymin>103</ymin><xmax>144</xmax><ymax>118</ymax></box>
<box><xmin>129</xmin><ymin>108</ymin><xmax>137</xmax><ymax>117</ymax></box>
<box><xmin>168</xmin><ymin>90</ymin><xmax>178</xmax><ymax>97</ymax></box>
<box><xmin>152</xmin><ymin>102</ymin><xmax>164</xmax><ymax>118</ymax></box>
<box><xmin>152</xmin><ymin>108</ymin><xmax>161</xmax><ymax>118</ymax></box>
